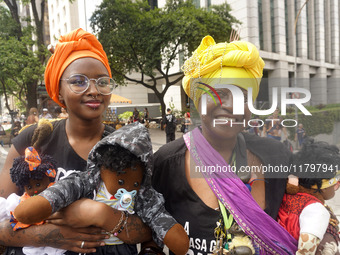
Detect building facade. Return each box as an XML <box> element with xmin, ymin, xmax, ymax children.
<box><xmin>48</xmin><ymin>0</ymin><xmax>102</xmax><ymax>45</ymax></box>
<box><xmin>47</xmin><ymin>0</ymin><xmax>340</xmax><ymax>110</ymax></box>
<box><xmin>225</xmin><ymin>0</ymin><xmax>340</xmax><ymax>106</ymax></box>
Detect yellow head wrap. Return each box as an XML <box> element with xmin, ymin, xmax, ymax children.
<box><xmin>182</xmin><ymin>36</ymin><xmax>265</xmax><ymax>108</ymax></box>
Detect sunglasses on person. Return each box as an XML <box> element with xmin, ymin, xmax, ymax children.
<box><xmin>61</xmin><ymin>74</ymin><xmax>117</xmax><ymax>95</ymax></box>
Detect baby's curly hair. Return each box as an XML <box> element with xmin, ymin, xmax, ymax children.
<box><xmin>292</xmin><ymin>138</ymin><xmax>340</xmax><ymax>190</ymax></box>
<box><xmin>94</xmin><ymin>145</ymin><xmax>144</xmax><ymax>175</ymax></box>
<box><xmin>10</xmin><ymin>154</ymin><xmax>57</xmax><ymax>192</ymax></box>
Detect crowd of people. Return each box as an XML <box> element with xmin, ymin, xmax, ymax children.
<box><xmin>245</xmin><ymin>109</ymin><xmax>307</xmax><ymax>151</ymax></box>
<box><xmin>0</xmin><ymin>106</ymin><xmax>69</xmax><ymax>148</ymax></box>
<box><xmin>0</xmin><ymin>28</ymin><xmax>338</xmax><ymax>255</ymax></box>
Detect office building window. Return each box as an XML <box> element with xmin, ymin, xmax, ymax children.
<box><xmin>258</xmin><ymin>0</ymin><xmax>264</xmax><ymax>50</ymax></box>
<box><xmin>285</xmin><ymin>0</ymin><xmax>290</xmax><ymax>55</ymax></box>
<box><xmin>179</xmin><ymin>50</ymin><xmax>184</xmax><ymax>71</ymax></box>
<box><xmin>148</xmin><ymin>0</ymin><xmax>158</xmax><ymax>9</ymax></box>
<box><xmin>306</xmin><ymin>3</ymin><xmax>311</xmax><ymax>59</ymax></box>
<box><xmin>295</xmin><ymin>0</ymin><xmax>299</xmax><ymax>57</ymax></box>
<box><xmin>324</xmin><ymin>0</ymin><xmax>331</xmax><ymax>63</ymax></box>
<box><xmin>148</xmin><ymin>93</ymin><xmax>160</xmax><ymax>103</ymax></box>
<box><xmin>206</xmin><ymin>0</ymin><xmax>211</xmax><ymax>9</ymax></box>
<box><xmin>270</xmin><ymin>0</ymin><xmax>276</xmax><ymax>52</ymax></box>
<box><xmin>256</xmin><ymin>71</ymin><xmax>269</xmax><ymax>108</ymax></box>
<box><xmin>193</xmin><ymin>0</ymin><xmax>200</xmax><ymax>8</ymax></box>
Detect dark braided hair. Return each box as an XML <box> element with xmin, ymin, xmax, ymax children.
<box><xmin>10</xmin><ymin>153</ymin><xmax>57</xmax><ymax>193</ymax></box>
<box><xmin>94</xmin><ymin>145</ymin><xmax>144</xmax><ymax>175</ymax></box>
<box><xmin>292</xmin><ymin>138</ymin><xmax>340</xmax><ymax>191</ymax></box>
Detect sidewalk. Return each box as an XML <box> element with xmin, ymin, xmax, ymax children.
<box><xmin>148</xmin><ymin>127</ymin><xmax>183</xmax><ymax>152</ymax></box>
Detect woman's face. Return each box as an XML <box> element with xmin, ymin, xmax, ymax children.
<box><xmin>59</xmin><ymin>58</ymin><xmax>111</xmax><ymax>121</ymax></box>
<box><xmin>198</xmin><ymin>87</ymin><xmax>251</xmax><ymax>140</ymax></box>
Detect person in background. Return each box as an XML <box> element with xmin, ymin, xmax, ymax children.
<box><xmin>0</xmin><ymin>123</ymin><xmax>5</xmax><ymax>147</ymax></box>
<box><xmin>262</xmin><ymin>109</ymin><xmax>288</xmax><ymax>141</ymax></box>
<box><xmin>20</xmin><ymin>115</ymin><xmax>26</xmax><ymax>127</ymax></box>
<box><xmin>58</xmin><ymin>107</ymin><xmax>69</xmax><ymax>119</ymax></box>
<box><xmin>183</xmin><ymin>112</ymin><xmax>191</xmax><ymax>134</ymax></box>
<box><xmin>295</xmin><ymin>123</ymin><xmax>306</xmax><ymax>150</ymax></box>
<box><xmin>133</xmin><ymin>108</ymin><xmax>140</xmax><ymax>122</ymax></box>
<box><xmin>143</xmin><ymin>108</ymin><xmax>149</xmax><ymax>127</ymax></box>
<box><xmin>163</xmin><ymin>108</ymin><xmax>177</xmax><ymax>143</ymax></box>
<box><xmin>25</xmin><ymin>108</ymin><xmax>39</xmax><ymax>126</ymax></box>
<box><xmin>127</xmin><ymin>115</ymin><xmax>134</xmax><ymax>125</ymax></box>
<box><xmin>39</xmin><ymin>108</ymin><xmax>52</xmax><ymax>119</ymax></box>
<box><xmin>144</xmin><ymin>108</ymin><xmax>149</xmax><ymax>121</ymax></box>
<box><xmin>247</xmin><ymin>116</ymin><xmax>261</xmax><ymax>136</ymax></box>
<box><xmin>11</xmin><ymin>121</ymin><xmax>21</xmax><ymax>139</ymax></box>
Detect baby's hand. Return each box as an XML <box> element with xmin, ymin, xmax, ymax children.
<box><xmin>14</xmin><ymin>195</ymin><xmax>52</xmax><ymax>224</ymax></box>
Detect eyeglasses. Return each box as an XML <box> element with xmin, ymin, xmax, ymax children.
<box><xmin>60</xmin><ymin>74</ymin><xmax>117</xmax><ymax>95</ymax></box>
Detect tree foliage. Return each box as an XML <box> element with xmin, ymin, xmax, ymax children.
<box><xmin>91</xmin><ymin>0</ymin><xmax>240</xmax><ymax>116</ymax></box>
<box><xmin>0</xmin><ymin>0</ymin><xmax>50</xmax><ymax>115</ymax></box>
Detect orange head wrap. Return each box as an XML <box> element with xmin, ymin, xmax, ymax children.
<box><xmin>44</xmin><ymin>28</ymin><xmax>112</xmax><ymax>108</ymax></box>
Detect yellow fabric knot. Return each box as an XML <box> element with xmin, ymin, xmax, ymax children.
<box><xmin>182</xmin><ymin>35</ymin><xmax>265</xmax><ymax>109</ymax></box>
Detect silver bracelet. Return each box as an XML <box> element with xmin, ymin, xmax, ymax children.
<box><xmin>106</xmin><ymin>211</ymin><xmax>125</xmax><ymax>238</ymax></box>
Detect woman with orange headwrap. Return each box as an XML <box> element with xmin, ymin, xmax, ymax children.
<box><xmin>0</xmin><ymin>28</ymin><xmax>152</xmax><ymax>254</ymax></box>
<box><xmin>152</xmin><ymin>36</ymin><xmax>298</xmax><ymax>254</ymax></box>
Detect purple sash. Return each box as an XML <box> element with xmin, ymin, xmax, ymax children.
<box><xmin>183</xmin><ymin>128</ymin><xmax>297</xmax><ymax>254</ymax></box>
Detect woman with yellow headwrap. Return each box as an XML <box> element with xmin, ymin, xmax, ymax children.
<box><xmin>152</xmin><ymin>36</ymin><xmax>298</xmax><ymax>254</ymax></box>
<box><xmin>0</xmin><ymin>28</ymin><xmax>154</xmax><ymax>254</ymax></box>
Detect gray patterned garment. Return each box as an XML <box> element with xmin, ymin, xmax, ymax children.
<box><xmin>39</xmin><ymin>122</ymin><xmax>177</xmax><ymax>246</ymax></box>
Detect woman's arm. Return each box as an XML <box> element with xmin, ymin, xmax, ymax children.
<box><xmin>0</xmin><ymin>218</ymin><xmax>106</xmax><ymax>253</ymax></box>
<box><xmin>0</xmin><ymin>146</ymin><xmax>21</xmax><ymax>198</ymax></box>
<box><xmin>47</xmin><ymin>198</ymin><xmax>152</xmax><ymax>244</ymax></box>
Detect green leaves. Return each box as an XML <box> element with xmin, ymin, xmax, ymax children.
<box><xmin>0</xmin><ymin>5</ymin><xmax>44</xmax><ymax>110</ymax></box>
<box><xmin>91</xmin><ymin>0</ymin><xmax>239</xmax><ymax>115</ymax></box>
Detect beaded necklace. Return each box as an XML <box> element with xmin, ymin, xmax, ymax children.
<box><xmin>212</xmin><ymin>151</ymin><xmax>236</xmax><ymax>255</ymax></box>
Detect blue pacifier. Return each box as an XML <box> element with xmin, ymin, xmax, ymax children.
<box><xmin>114</xmin><ymin>188</ymin><xmax>137</xmax><ymax>209</ymax></box>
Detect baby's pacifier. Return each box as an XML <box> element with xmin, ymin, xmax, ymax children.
<box><xmin>114</xmin><ymin>188</ymin><xmax>137</xmax><ymax>209</ymax></box>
